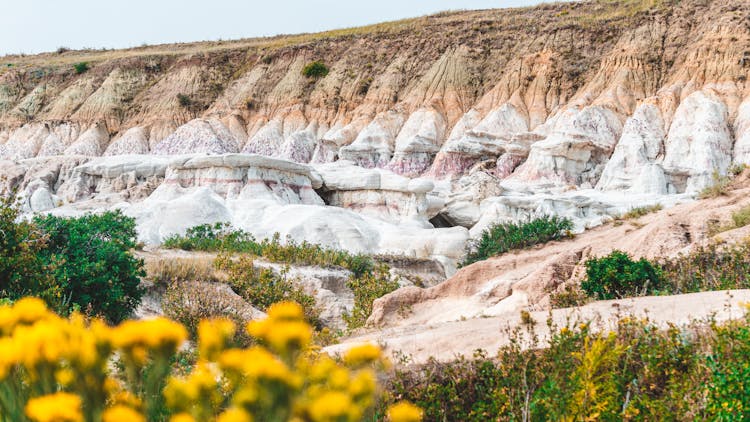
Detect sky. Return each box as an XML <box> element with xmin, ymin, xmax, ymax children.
<box><xmin>1</xmin><ymin>0</ymin><xmax>546</xmax><ymax>56</ymax></box>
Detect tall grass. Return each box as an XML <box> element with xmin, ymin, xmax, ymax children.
<box><xmin>462</xmin><ymin>216</ymin><xmax>573</xmax><ymax>266</ymax></box>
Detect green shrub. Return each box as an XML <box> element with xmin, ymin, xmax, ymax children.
<box><xmin>176</xmin><ymin>93</ymin><xmax>193</xmax><ymax>109</ymax></box>
<box><xmin>73</xmin><ymin>62</ymin><xmax>89</xmax><ymax>74</ymax></box>
<box><xmin>581</xmin><ymin>250</ymin><xmax>663</xmax><ymax>300</ymax></box>
<box><xmin>34</xmin><ymin>211</ymin><xmax>145</xmax><ymax>323</ymax></box>
<box><xmin>302</xmin><ymin>61</ymin><xmax>329</xmax><ymax>78</ymax></box>
<box><xmin>0</xmin><ymin>194</ymin><xmax>60</xmax><ymax>309</ymax></box>
<box><xmin>344</xmin><ymin>264</ymin><xmax>399</xmax><ymax>330</ymax></box>
<box><xmin>462</xmin><ymin>215</ymin><xmax>573</xmax><ymax>266</ymax></box>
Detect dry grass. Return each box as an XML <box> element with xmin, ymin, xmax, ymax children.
<box><xmin>144</xmin><ymin>256</ymin><xmax>222</xmax><ymax>286</ymax></box>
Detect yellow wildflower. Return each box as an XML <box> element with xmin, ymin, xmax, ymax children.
<box><xmin>387</xmin><ymin>401</ymin><xmax>423</xmax><ymax>422</ymax></box>
<box><xmin>198</xmin><ymin>318</ymin><xmax>235</xmax><ymax>360</ymax></box>
<box><xmin>216</xmin><ymin>407</ymin><xmax>253</xmax><ymax>422</ymax></box>
<box><xmin>164</xmin><ymin>362</ymin><xmax>221</xmax><ymax>411</ymax></box>
<box><xmin>247</xmin><ymin>319</ymin><xmax>311</xmax><ymax>353</ymax></box>
<box><xmin>25</xmin><ymin>392</ymin><xmax>83</xmax><ymax>422</ymax></box>
<box><xmin>55</xmin><ymin>368</ymin><xmax>75</xmax><ymax>386</ymax></box>
<box><xmin>349</xmin><ymin>369</ymin><xmax>377</xmax><ymax>398</ymax></box>
<box><xmin>343</xmin><ymin>343</ymin><xmax>382</xmax><ymax>367</ymax></box>
<box><xmin>169</xmin><ymin>413</ymin><xmax>196</xmax><ymax>422</ymax></box>
<box><xmin>308</xmin><ymin>391</ymin><xmax>356</xmax><ymax>422</ymax></box>
<box><xmin>267</xmin><ymin>301</ymin><xmax>305</xmax><ymax>321</ymax></box>
<box><xmin>219</xmin><ymin>347</ymin><xmax>297</xmax><ymax>386</ymax></box>
<box><xmin>110</xmin><ymin>318</ymin><xmax>187</xmax><ymax>361</ymax></box>
<box><xmin>102</xmin><ymin>405</ymin><xmax>145</xmax><ymax>422</ymax></box>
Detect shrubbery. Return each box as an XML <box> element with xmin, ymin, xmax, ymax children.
<box><xmin>164</xmin><ymin>223</ymin><xmax>374</xmax><ymax>277</ymax></box>
<box><xmin>386</xmin><ymin>310</ymin><xmax>750</xmax><ymax>421</ymax></box>
<box><xmin>164</xmin><ymin>223</ymin><xmax>395</xmax><ymax>329</ymax></box>
<box><xmin>301</xmin><ymin>60</ymin><xmax>329</xmax><ymax>78</ymax></box>
<box><xmin>344</xmin><ymin>264</ymin><xmax>400</xmax><ymax>329</ymax></box>
<box><xmin>0</xmin><ymin>197</ymin><xmax>144</xmax><ymax>322</ymax></box>
<box><xmin>72</xmin><ymin>62</ymin><xmax>89</xmax><ymax>74</ymax></box>
<box><xmin>215</xmin><ymin>253</ymin><xmax>321</xmax><ymax>328</ymax></box>
<box><xmin>462</xmin><ymin>215</ymin><xmax>573</xmax><ymax>266</ymax></box>
<box><xmin>580</xmin><ymin>250</ymin><xmax>664</xmax><ymax>300</ymax></box>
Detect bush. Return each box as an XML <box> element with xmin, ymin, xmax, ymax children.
<box><xmin>462</xmin><ymin>215</ymin><xmax>573</xmax><ymax>266</ymax></box>
<box><xmin>302</xmin><ymin>60</ymin><xmax>329</xmax><ymax>78</ymax></box>
<box><xmin>34</xmin><ymin>211</ymin><xmax>145</xmax><ymax>323</ymax></box>
<box><xmin>145</xmin><ymin>256</ymin><xmax>221</xmax><ymax>286</ymax></box>
<box><xmin>73</xmin><ymin>62</ymin><xmax>89</xmax><ymax>74</ymax></box>
<box><xmin>580</xmin><ymin>250</ymin><xmax>663</xmax><ymax>300</ymax></box>
<box><xmin>176</xmin><ymin>93</ymin><xmax>193</xmax><ymax>109</ymax></box>
<box><xmin>0</xmin><ymin>298</ymin><xmax>417</xmax><ymax>421</ymax></box>
<box><xmin>0</xmin><ymin>194</ymin><xmax>60</xmax><ymax>309</ymax></box>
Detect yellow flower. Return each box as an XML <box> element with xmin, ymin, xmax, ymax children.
<box><xmin>164</xmin><ymin>362</ymin><xmax>221</xmax><ymax>411</ymax></box>
<box><xmin>343</xmin><ymin>343</ymin><xmax>382</xmax><ymax>367</ymax></box>
<box><xmin>216</xmin><ymin>407</ymin><xmax>253</xmax><ymax>422</ymax></box>
<box><xmin>55</xmin><ymin>368</ymin><xmax>75</xmax><ymax>386</ymax></box>
<box><xmin>25</xmin><ymin>392</ymin><xmax>83</xmax><ymax>422</ymax></box>
<box><xmin>387</xmin><ymin>401</ymin><xmax>423</xmax><ymax>422</ymax></box>
<box><xmin>308</xmin><ymin>391</ymin><xmax>356</xmax><ymax>422</ymax></box>
<box><xmin>349</xmin><ymin>369</ymin><xmax>376</xmax><ymax>398</ymax></box>
<box><xmin>247</xmin><ymin>319</ymin><xmax>311</xmax><ymax>353</ymax></box>
<box><xmin>169</xmin><ymin>413</ymin><xmax>196</xmax><ymax>422</ymax></box>
<box><xmin>267</xmin><ymin>301</ymin><xmax>305</xmax><ymax>321</ymax></box>
<box><xmin>110</xmin><ymin>318</ymin><xmax>187</xmax><ymax>360</ymax></box>
<box><xmin>198</xmin><ymin>318</ymin><xmax>235</xmax><ymax>360</ymax></box>
<box><xmin>102</xmin><ymin>405</ymin><xmax>145</xmax><ymax>422</ymax></box>
<box><xmin>219</xmin><ymin>347</ymin><xmax>297</xmax><ymax>386</ymax></box>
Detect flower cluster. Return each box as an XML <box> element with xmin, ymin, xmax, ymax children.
<box><xmin>0</xmin><ymin>298</ymin><xmax>421</xmax><ymax>422</ymax></box>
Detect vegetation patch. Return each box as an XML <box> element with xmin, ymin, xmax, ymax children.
<box><xmin>0</xmin><ymin>298</ymin><xmax>417</xmax><ymax>421</ymax></box>
<box><xmin>344</xmin><ymin>264</ymin><xmax>400</xmax><ymax>329</ymax></box>
<box><xmin>461</xmin><ymin>215</ymin><xmax>573</xmax><ymax>266</ymax></box>
<box><xmin>699</xmin><ymin>171</ymin><xmax>732</xmax><ymax>199</ymax></box>
<box><xmin>581</xmin><ymin>250</ymin><xmax>664</xmax><ymax>300</ymax></box>
<box><xmin>301</xmin><ymin>60</ymin><xmax>329</xmax><ymax>78</ymax></box>
<box><xmin>0</xmin><ymin>194</ymin><xmax>145</xmax><ymax>323</ymax></box>
<box><xmin>385</xmin><ymin>311</ymin><xmax>750</xmax><ymax>421</ymax></box>
<box><xmin>73</xmin><ymin>61</ymin><xmax>89</xmax><ymax>74</ymax></box>
<box><xmin>621</xmin><ymin>203</ymin><xmax>662</xmax><ymax>219</ymax></box>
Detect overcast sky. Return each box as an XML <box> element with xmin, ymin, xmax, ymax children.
<box><xmin>1</xmin><ymin>0</ymin><xmax>547</xmax><ymax>55</ymax></box>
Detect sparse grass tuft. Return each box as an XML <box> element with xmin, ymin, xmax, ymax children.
<box><xmin>622</xmin><ymin>203</ymin><xmax>662</xmax><ymax>219</ymax></box>
<box><xmin>699</xmin><ymin>171</ymin><xmax>732</xmax><ymax>199</ymax></box>
<box><xmin>145</xmin><ymin>256</ymin><xmax>221</xmax><ymax>286</ymax></box>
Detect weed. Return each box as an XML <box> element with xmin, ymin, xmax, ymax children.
<box><xmin>622</xmin><ymin>203</ymin><xmax>662</xmax><ymax>219</ymax></box>
<box><xmin>73</xmin><ymin>61</ymin><xmax>89</xmax><ymax>74</ymax></box>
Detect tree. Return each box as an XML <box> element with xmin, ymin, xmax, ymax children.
<box><xmin>34</xmin><ymin>210</ymin><xmax>145</xmax><ymax>323</ymax></box>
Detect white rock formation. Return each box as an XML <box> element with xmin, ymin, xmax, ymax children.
<box><xmin>387</xmin><ymin>107</ymin><xmax>447</xmax><ymax>176</ymax></box>
<box><xmin>152</xmin><ymin>119</ymin><xmax>238</xmax><ymax>155</ymax></box>
<box><xmin>596</xmin><ymin>103</ymin><xmax>668</xmax><ymax>194</ymax></box>
<box><xmin>510</xmin><ymin>106</ymin><xmax>624</xmax><ymax>186</ymax></box>
<box><xmin>339</xmin><ymin>111</ymin><xmax>405</xmax><ymax>168</ymax></box>
<box><xmin>662</xmin><ymin>91</ymin><xmax>732</xmax><ymax>193</ymax></box>
<box><xmin>105</xmin><ymin>127</ymin><xmax>150</xmax><ymax>156</ymax></box>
